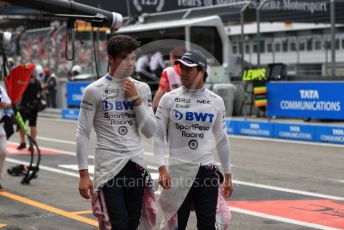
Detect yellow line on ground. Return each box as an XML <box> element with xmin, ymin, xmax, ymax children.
<box><xmin>0</xmin><ymin>224</ymin><xmax>7</xmax><ymax>228</ymax></box>
<box><xmin>0</xmin><ymin>191</ymin><xmax>98</xmax><ymax>227</ymax></box>
<box><xmin>71</xmin><ymin>210</ymin><xmax>93</xmax><ymax>215</ymax></box>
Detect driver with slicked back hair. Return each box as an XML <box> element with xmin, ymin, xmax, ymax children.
<box><xmin>76</xmin><ymin>35</ymin><xmax>157</xmax><ymax>230</ymax></box>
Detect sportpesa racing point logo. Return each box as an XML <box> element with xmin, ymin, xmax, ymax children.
<box><xmin>188</xmin><ymin>140</ymin><xmax>198</xmax><ymax>150</ymax></box>
<box><xmin>102</xmin><ymin>100</ymin><xmax>136</xmax><ymax>128</ymax></box>
<box><xmin>118</xmin><ymin>126</ymin><xmax>128</xmax><ymax>136</ymax></box>
<box><xmin>172</xmin><ymin>109</ymin><xmax>214</xmax><ymax>150</ymax></box>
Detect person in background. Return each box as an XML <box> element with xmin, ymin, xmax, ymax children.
<box><xmin>35</xmin><ymin>64</ymin><xmax>44</xmax><ymax>82</ymax></box>
<box><xmin>0</xmin><ymin>85</ymin><xmax>12</xmax><ymax>190</ymax></box>
<box><xmin>70</xmin><ymin>65</ymin><xmax>82</xmax><ymax>81</ymax></box>
<box><xmin>7</xmin><ymin>57</ymin><xmax>15</xmax><ymax>71</ymax></box>
<box><xmin>152</xmin><ymin>47</ymin><xmax>185</xmax><ymax>112</ymax></box>
<box><xmin>149</xmin><ymin>51</ymin><xmax>165</xmax><ymax>78</ymax></box>
<box><xmin>43</xmin><ymin>68</ymin><xmax>57</xmax><ymax>108</ymax></box>
<box><xmin>16</xmin><ymin>69</ymin><xmax>42</xmax><ymax>151</ymax></box>
<box><xmin>135</xmin><ymin>54</ymin><xmax>151</xmax><ymax>80</ymax></box>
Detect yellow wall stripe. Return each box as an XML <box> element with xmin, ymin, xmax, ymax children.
<box><xmin>0</xmin><ymin>192</ymin><xmax>97</xmax><ymax>227</ymax></box>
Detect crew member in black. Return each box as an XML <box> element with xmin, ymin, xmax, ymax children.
<box><xmin>17</xmin><ymin>71</ymin><xmax>43</xmax><ymax>151</ymax></box>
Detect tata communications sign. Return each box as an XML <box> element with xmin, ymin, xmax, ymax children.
<box><xmin>267</xmin><ymin>82</ymin><xmax>344</xmax><ymax>120</ymax></box>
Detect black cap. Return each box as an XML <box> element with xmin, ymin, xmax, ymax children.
<box><xmin>175</xmin><ymin>49</ymin><xmax>207</xmax><ymax>70</ymax></box>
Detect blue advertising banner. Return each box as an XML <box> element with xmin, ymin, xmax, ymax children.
<box><xmin>61</xmin><ymin>109</ymin><xmax>80</xmax><ymax>120</ymax></box>
<box><xmin>273</xmin><ymin>123</ymin><xmax>315</xmax><ymax>141</ymax></box>
<box><xmin>315</xmin><ymin>126</ymin><xmax>344</xmax><ymax>144</ymax></box>
<box><xmin>225</xmin><ymin>120</ymin><xmax>237</xmax><ymax>135</ymax></box>
<box><xmin>235</xmin><ymin>120</ymin><xmax>273</xmax><ymax>137</ymax></box>
<box><xmin>267</xmin><ymin>82</ymin><xmax>344</xmax><ymax>120</ymax></box>
<box><xmin>224</xmin><ymin>118</ymin><xmax>343</xmax><ymax>145</ymax></box>
<box><xmin>66</xmin><ymin>82</ymin><xmax>90</xmax><ymax>107</ymax></box>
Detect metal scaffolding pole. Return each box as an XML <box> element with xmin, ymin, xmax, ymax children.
<box><xmin>240</xmin><ymin>1</ymin><xmax>251</xmax><ymax>73</ymax></box>
<box><xmin>257</xmin><ymin>0</ymin><xmax>272</xmax><ymax>67</ymax></box>
<box><xmin>331</xmin><ymin>0</ymin><xmax>336</xmax><ymax>77</ymax></box>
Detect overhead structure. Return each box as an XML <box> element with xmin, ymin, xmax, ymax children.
<box><xmin>0</xmin><ymin>0</ymin><xmax>123</xmax><ymax>29</ymax></box>
<box><xmin>1</xmin><ymin>0</ymin><xmax>344</xmax><ymax>24</ymax></box>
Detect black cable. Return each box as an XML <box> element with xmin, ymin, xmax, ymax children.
<box><xmin>65</xmin><ymin>19</ymin><xmax>75</xmax><ymax>61</ymax></box>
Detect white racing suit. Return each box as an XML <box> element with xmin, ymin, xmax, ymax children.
<box><xmin>76</xmin><ymin>74</ymin><xmax>157</xmax><ymax>229</ymax></box>
<box><xmin>154</xmin><ymin>87</ymin><xmax>232</xmax><ymax>229</ymax></box>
